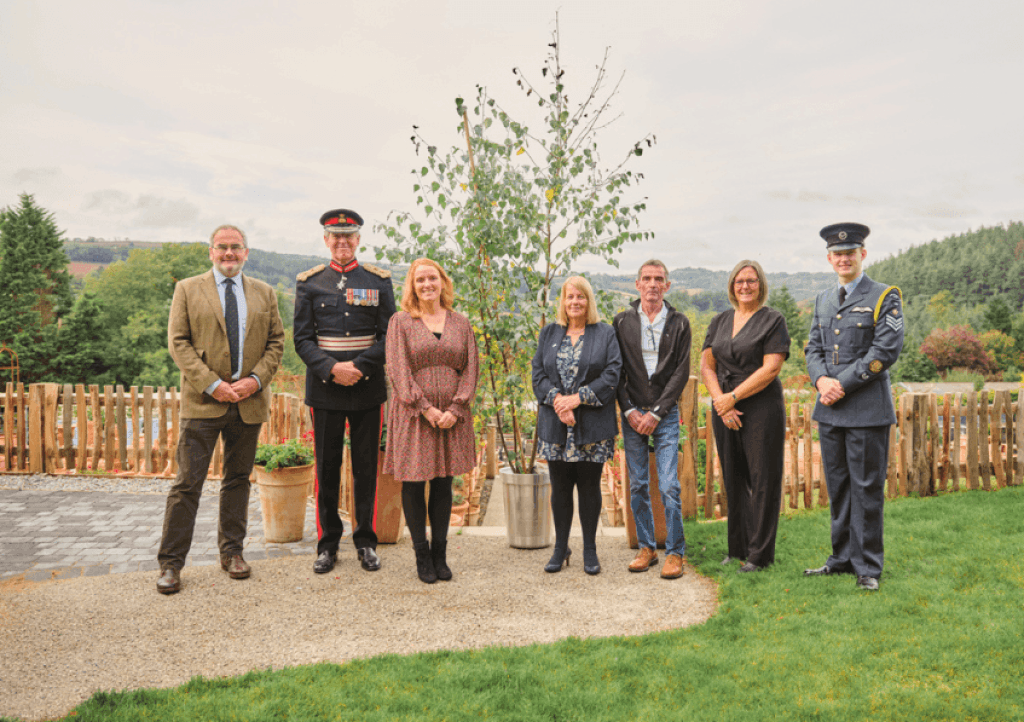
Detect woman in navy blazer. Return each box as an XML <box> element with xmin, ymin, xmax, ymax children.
<box><xmin>532</xmin><ymin>276</ymin><xmax>622</xmax><ymax>575</ymax></box>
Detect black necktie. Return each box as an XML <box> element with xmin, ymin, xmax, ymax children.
<box><xmin>224</xmin><ymin>278</ymin><xmax>239</xmax><ymax>377</ymax></box>
<box><xmin>838</xmin><ymin>287</ymin><xmax>847</xmax><ymax>306</ymax></box>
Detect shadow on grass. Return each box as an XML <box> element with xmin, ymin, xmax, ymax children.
<box><xmin>23</xmin><ymin>486</ymin><xmax>1024</xmax><ymax>722</ymax></box>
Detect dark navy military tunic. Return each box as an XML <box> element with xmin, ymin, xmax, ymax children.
<box><xmin>293</xmin><ymin>260</ymin><xmax>396</xmax><ymax>410</ymax></box>
<box><xmin>805</xmin><ymin>273</ymin><xmax>903</xmax><ymax>579</ymax></box>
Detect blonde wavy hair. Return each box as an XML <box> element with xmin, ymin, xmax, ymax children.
<box><xmin>401</xmin><ymin>258</ymin><xmax>455</xmax><ymax>317</ymax></box>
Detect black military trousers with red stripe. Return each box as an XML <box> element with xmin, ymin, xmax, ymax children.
<box><xmin>311</xmin><ymin>406</ymin><xmax>380</xmax><ymax>554</ymax></box>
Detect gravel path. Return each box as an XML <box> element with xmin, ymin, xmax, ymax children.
<box><xmin>0</xmin><ymin>473</ymin><xmax>719</xmax><ymax>721</ymax></box>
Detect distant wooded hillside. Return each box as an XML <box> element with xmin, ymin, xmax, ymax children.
<box><xmin>866</xmin><ymin>222</ymin><xmax>1024</xmax><ymax>308</ymax></box>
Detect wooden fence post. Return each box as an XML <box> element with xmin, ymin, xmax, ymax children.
<box><xmin>950</xmin><ymin>393</ymin><xmax>962</xmax><ymax>491</ymax></box>
<box><xmin>704</xmin><ymin>405</ymin><xmax>717</xmax><ymax>519</ymax></box>
<box><xmin>28</xmin><ymin>384</ymin><xmax>44</xmax><ymax>473</ymax></box>
<box><xmin>965</xmin><ymin>392</ymin><xmax>978</xmax><ymax>490</ymax></box>
<box><xmin>678</xmin><ymin>376</ymin><xmax>699</xmax><ymax>519</ymax></box>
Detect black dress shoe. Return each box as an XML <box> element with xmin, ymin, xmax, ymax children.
<box><xmin>544</xmin><ymin>547</ymin><xmax>572</xmax><ymax>573</ymax></box>
<box><xmin>856</xmin><ymin>576</ymin><xmax>880</xmax><ymax>591</ymax></box>
<box><xmin>804</xmin><ymin>564</ymin><xmax>837</xmax><ymax>576</ymax></box>
<box><xmin>156</xmin><ymin>567</ymin><xmax>181</xmax><ymax>594</ymax></box>
<box><xmin>358</xmin><ymin>547</ymin><xmax>381</xmax><ymax>571</ymax></box>
<box><xmin>313</xmin><ymin>550</ymin><xmax>337</xmax><ymax>574</ymax></box>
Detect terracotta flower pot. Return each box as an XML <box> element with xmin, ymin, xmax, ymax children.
<box><xmin>254</xmin><ymin>463</ymin><xmax>313</xmax><ymax>543</ymax></box>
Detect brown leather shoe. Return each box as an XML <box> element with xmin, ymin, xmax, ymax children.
<box><xmin>661</xmin><ymin>553</ymin><xmax>685</xmax><ymax>579</ymax></box>
<box><xmin>156</xmin><ymin>567</ymin><xmax>181</xmax><ymax>594</ymax></box>
<box><xmin>220</xmin><ymin>554</ymin><xmax>251</xmax><ymax>579</ymax></box>
<box><xmin>628</xmin><ymin>547</ymin><xmax>659</xmax><ymax>573</ymax></box>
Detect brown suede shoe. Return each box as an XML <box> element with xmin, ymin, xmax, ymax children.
<box><xmin>628</xmin><ymin>547</ymin><xmax>659</xmax><ymax>573</ymax></box>
<box><xmin>220</xmin><ymin>554</ymin><xmax>251</xmax><ymax>579</ymax></box>
<box><xmin>156</xmin><ymin>567</ymin><xmax>181</xmax><ymax>594</ymax></box>
<box><xmin>661</xmin><ymin>553</ymin><xmax>685</xmax><ymax>579</ymax></box>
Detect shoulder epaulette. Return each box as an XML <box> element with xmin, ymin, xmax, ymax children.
<box><xmin>363</xmin><ymin>263</ymin><xmax>391</xmax><ymax>279</ymax></box>
<box><xmin>873</xmin><ymin>285</ymin><xmax>902</xmax><ymax>322</ymax></box>
<box><xmin>296</xmin><ymin>264</ymin><xmax>326</xmax><ymax>282</ymax></box>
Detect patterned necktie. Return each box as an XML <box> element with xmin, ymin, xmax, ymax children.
<box><xmin>224</xmin><ymin>278</ymin><xmax>240</xmax><ymax>377</ymax></box>
<box><xmin>838</xmin><ymin>287</ymin><xmax>847</xmax><ymax>306</ymax></box>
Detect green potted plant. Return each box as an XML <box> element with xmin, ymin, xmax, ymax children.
<box><xmin>253</xmin><ymin>433</ymin><xmax>314</xmax><ymax>543</ymax></box>
<box><xmin>377</xmin><ymin>17</ymin><xmax>653</xmax><ymax>546</ymax></box>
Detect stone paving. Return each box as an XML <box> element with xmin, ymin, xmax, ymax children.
<box><xmin>0</xmin><ymin>488</ymin><xmax>321</xmax><ymax>582</ymax></box>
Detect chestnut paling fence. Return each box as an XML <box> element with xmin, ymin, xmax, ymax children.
<box><xmin>3</xmin><ymin>381</ymin><xmax>1022</xmax><ymax>525</ymax></box>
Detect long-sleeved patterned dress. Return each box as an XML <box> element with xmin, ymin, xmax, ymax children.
<box><xmin>383</xmin><ymin>310</ymin><xmax>479</xmax><ymax>481</ymax></box>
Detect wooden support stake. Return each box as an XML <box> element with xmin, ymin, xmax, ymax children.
<box><xmin>28</xmin><ymin>384</ymin><xmax>44</xmax><ymax>473</ymax></box>
<box><xmin>991</xmin><ymin>390</ymin><xmax>1006</xmax><ymax>488</ymax></box>
<box><xmin>62</xmin><ymin>384</ymin><xmax>74</xmax><ymax>470</ymax></box>
<box><xmin>157</xmin><ymin>387</ymin><xmax>168</xmax><ymax>472</ymax></box>
<box><xmin>951</xmin><ymin>393</ymin><xmax>962</xmax><ymax>491</ymax></box>
<box><xmin>898</xmin><ymin>394</ymin><xmax>910</xmax><ymax>495</ymax></box>
<box><xmin>43</xmin><ymin>384</ymin><xmax>59</xmax><ymax>473</ymax></box>
<box><xmin>1003</xmin><ymin>390</ymin><xmax>1014</xmax><ymax>488</ymax></box>
<box><xmin>75</xmin><ymin>385</ymin><xmax>87</xmax><ymax>471</ymax></box>
<box><xmin>940</xmin><ymin>393</ymin><xmax>951</xmax><ymax>491</ymax></box>
<box><xmin>143</xmin><ymin>386</ymin><xmax>154</xmax><ymax>474</ymax></box>
<box><xmin>3</xmin><ymin>383</ymin><xmax>13</xmax><ymax>471</ymax></box>
<box><xmin>965</xmin><ymin>392</ymin><xmax>978</xmax><ymax>490</ymax></box>
<box><xmin>89</xmin><ymin>385</ymin><xmax>101</xmax><ymax>471</ymax></box>
<box><xmin>169</xmin><ymin>387</ymin><xmax>180</xmax><ymax>475</ymax></box>
<box><xmin>16</xmin><ymin>383</ymin><xmax>26</xmax><ymax>471</ymax></box>
<box><xmin>789</xmin><ymin>402</ymin><xmax>799</xmax><ymax>508</ymax></box>
<box><xmin>131</xmin><ymin>386</ymin><xmax>140</xmax><ymax>472</ymax></box>
<box><xmin>117</xmin><ymin>386</ymin><xmax>128</xmax><ymax>472</ymax></box>
<box><xmin>704</xmin><ymin>405</ymin><xmax>716</xmax><ymax>519</ymax></box>
<box><xmin>803</xmin><ymin>403</ymin><xmax>814</xmax><ymax>508</ymax></box>
<box><xmin>979</xmin><ymin>391</ymin><xmax>991</xmax><ymax>491</ymax></box>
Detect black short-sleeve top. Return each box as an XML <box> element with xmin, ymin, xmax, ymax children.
<box><xmin>702</xmin><ymin>307</ymin><xmax>791</xmax><ymax>395</ymax></box>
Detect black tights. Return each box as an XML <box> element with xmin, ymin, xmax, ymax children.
<box><xmin>401</xmin><ymin>478</ymin><xmax>452</xmax><ymax>545</ymax></box>
<box><xmin>547</xmin><ymin>460</ymin><xmax>603</xmax><ymax>552</ymax></box>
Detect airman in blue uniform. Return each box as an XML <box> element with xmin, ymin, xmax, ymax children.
<box><xmin>294</xmin><ymin>209</ymin><xmax>396</xmax><ymax>574</ymax></box>
<box><xmin>804</xmin><ymin>223</ymin><xmax>903</xmax><ymax>591</ymax></box>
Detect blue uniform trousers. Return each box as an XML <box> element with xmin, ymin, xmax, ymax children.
<box><xmin>818</xmin><ymin>422</ymin><xmax>888</xmax><ymax>579</ymax></box>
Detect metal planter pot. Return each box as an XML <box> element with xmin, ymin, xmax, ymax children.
<box><xmin>501</xmin><ymin>465</ymin><xmax>553</xmax><ymax>549</ymax></box>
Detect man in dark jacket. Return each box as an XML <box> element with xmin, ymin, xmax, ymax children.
<box><xmin>294</xmin><ymin>209</ymin><xmax>396</xmax><ymax>574</ymax></box>
<box><xmin>804</xmin><ymin>223</ymin><xmax>903</xmax><ymax>591</ymax></box>
<box><xmin>613</xmin><ymin>260</ymin><xmax>692</xmax><ymax>579</ymax></box>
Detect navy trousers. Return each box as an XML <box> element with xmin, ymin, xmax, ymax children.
<box><xmin>817</xmin><ymin>422</ymin><xmax>889</xmax><ymax>579</ymax></box>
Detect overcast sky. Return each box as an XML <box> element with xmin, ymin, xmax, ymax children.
<box><xmin>2</xmin><ymin>0</ymin><xmax>1023</xmax><ymax>274</ymax></box>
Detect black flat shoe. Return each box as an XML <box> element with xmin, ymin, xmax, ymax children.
<box><xmin>313</xmin><ymin>550</ymin><xmax>337</xmax><ymax>574</ymax></box>
<box><xmin>544</xmin><ymin>547</ymin><xmax>572</xmax><ymax>573</ymax></box>
<box><xmin>583</xmin><ymin>548</ymin><xmax>601</xmax><ymax>576</ymax></box>
<box><xmin>358</xmin><ymin>547</ymin><xmax>381</xmax><ymax>571</ymax></box>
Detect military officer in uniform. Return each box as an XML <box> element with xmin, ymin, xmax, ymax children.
<box><xmin>804</xmin><ymin>222</ymin><xmax>903</xmax><ymax>591</ymax></box>
<box><xmin>294</xmin><ymin>209</ymin><xmax>396</xmax><ymax>573</ymax></box>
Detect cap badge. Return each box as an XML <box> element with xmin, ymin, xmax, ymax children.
<box><xmin>838</xmin><ymin>231</ymin><xmax>847</xmax><ymax>240</ymax></box>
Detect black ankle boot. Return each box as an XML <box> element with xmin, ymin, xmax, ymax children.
<box><xmin>431</xmin><ymin>539</ymin><xmax>452</xmax><ymax>581</ymax></box>
<box><xmin>413</xmin><ymin>541</ymin><xmax>437</xmax><ymax>584</ymax></box>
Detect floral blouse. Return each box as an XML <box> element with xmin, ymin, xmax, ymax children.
<box><xmin>537</xmin><ymin>333</ymin><xmax>615</xmax><ymax>463</ymax></box>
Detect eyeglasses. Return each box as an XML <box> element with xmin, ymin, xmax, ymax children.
<box><xmin>734</xmin><ymin>279</ymin><xmax>759</xmax><ymax>287</ymax></box>
<box><xmin>212</xmin><ymin>244</ymin><xmax>246</xmax><ymax>253</ymax></box>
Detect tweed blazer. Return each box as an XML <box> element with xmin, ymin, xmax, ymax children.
<box><xmin>532</xmin><ymin>322</ymin><xmax>622</xmax><ymax>447</ymax></box>
<box><xmin>168</xmin><ymin>270</ymin><xmax>285</xmax><ymax>423</ymax></box>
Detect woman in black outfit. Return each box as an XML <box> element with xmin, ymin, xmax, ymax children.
<box><xmin>700</xmin><ymin>260</ymin><xmax>790</xmax><ymax>572</ymax></box>
<box><xmin>532</xmin><ymin>276</ymin><xmax>621</xmax><ymax>575</ymax></box>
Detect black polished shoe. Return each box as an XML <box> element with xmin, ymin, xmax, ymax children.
<box><xmin>738</xmin><ymin>562</ymin><xmax>761</xmax><ymax>573</ymax></box>
<box><xmin>313</xmin><ymin>550</ymin><xmax>337</xmax><ymax>574</ymax></box>
<box><xmin>804</xmin><ymin>564</ymin><xmax>837</xmax><ymax>576</ymax></box>
<box><xmin>544</xmin><ymin>547</ymin><xmax>572</xmax><ymax>573</ymax></box>
<box><xmin>156</xmin><ymin>567</ymin><xmax>181</xmax><ymax>594</ymax></box>
<box><xmin>358</xmin><ymin>547</ymin><xmax>381</xmax><ymax>571</ymax></box>
<box><xmin>583</xmin><ymin>548</ymin><xmax>601</xmax><ymax>576</ymax></box>
<box><xmin>856</xmin><ymin>576</ymin><xmax>880</xmax><ymax>591</ymax></box>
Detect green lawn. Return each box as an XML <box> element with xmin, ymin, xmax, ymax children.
<box><xmin>20</xmin><ymin>487</ymin><xmax>1024</xmax><ymax>722</ymax></box>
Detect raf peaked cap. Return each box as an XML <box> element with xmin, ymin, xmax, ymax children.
<box><xmin>320</xmin><ymin>209</ymin><xmax>363</xmax><ymax>234</ymax></box>
<box><xmin>820</xmin><ymin>222</ymin><xmax>870</xmax><ymax>251</ymax></box>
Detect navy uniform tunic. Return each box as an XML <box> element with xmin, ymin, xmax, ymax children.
<box><xmin>294</xmin><ymin>260</ymin><xmax>396</xmax><ymax>409</ymax></box>
<box><xmin>805</xmin><ymin>273</ymin><xmax>903</xmax><ymax>579</ymax></box>
<box><xmin>293</xmin><ymin>259</ymin><xmax>396</xmax><ymax>554</ymax></box>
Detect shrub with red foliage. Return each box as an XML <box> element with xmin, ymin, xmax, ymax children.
<box><xmin>920</xmin><ymin>325</ymin><xmax>996</xmax><ymax>374</ymax></box>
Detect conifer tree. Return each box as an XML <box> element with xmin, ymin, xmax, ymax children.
<box><xmin>0</xmin><ymin>194</ymin><xmax>73</xmax><ymax>383</ymax></box>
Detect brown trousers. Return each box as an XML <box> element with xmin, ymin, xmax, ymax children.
<box><xmin>157</xmin><ymin>404</ymin><xmax>262</xmax><ymax>571</ymax></box>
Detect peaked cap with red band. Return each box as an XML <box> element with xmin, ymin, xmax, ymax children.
<box><xmin>320</xmin><ymin>208</ymin><xmax>364</xmax><ymax>234</ymax></box>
